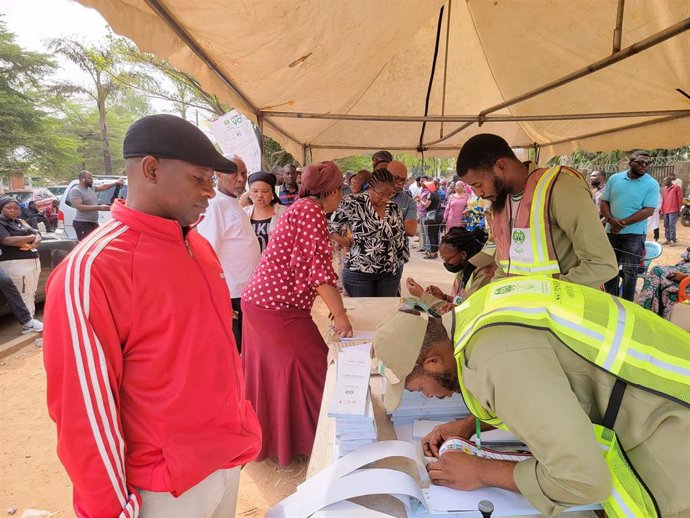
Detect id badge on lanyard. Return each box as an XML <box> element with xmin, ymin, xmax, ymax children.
<box><xmin>509</xmin><ymin>228</ymin><xmax>534</xmax><ymax>263</ymax></box>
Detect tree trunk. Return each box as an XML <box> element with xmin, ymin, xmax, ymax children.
<box><xmin>97</xmin><ymin>88</ymin><xmax>112</xmax><ymax>176</ymax></box>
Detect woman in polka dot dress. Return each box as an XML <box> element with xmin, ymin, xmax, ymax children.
<box><xmin>242</xmin><ymin>161</ymin><xmax>353</xmax><ymax>465</ymax></box>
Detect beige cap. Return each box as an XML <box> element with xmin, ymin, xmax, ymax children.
<box><xmin>373</xmin><ymin>308</ymin><xmax>453</xmax><ymax>412</ymax></box>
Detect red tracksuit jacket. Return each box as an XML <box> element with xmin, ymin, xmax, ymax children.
<box><xmin>43</xmin><ymin>201</ymin><xmax>261</xmax><ymax>518</ymax></box>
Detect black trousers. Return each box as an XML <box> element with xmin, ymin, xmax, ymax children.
<box><xmin>0</xmin><ymin>267</ymin><xmax>32</xmax><ymax>325</ymax></box>
<box><xmin>73</xmin><ymin>221</ymin><xmax>99</xmax><ymax>241</ymax></box>
<box><xmin>231</xmin><ymin>297</ymin><xmax>242</xmax><ymax>353</ymax></box>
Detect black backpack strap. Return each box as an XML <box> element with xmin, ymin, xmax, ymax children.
<box><xmin>603</xmin><ymin>378</ymin><xmax>627</xmax><ymax>429</ymax></box>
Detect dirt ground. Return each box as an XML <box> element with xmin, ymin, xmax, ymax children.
<box><xmin>1</xmin><ymin>225</ymin><xmax>687</xmax><ymax>517</ymax></box>
<box><xmin>0</xmin><ymin>241</ymin><xmax>454</xmax><ymax>518</ymax></box>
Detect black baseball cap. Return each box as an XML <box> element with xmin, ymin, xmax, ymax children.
<box><xmin>123</xmin><ymin>114</ymin><xmax>238</xmax><ymax>173</ymax></box>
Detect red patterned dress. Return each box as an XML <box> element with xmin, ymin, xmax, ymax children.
<box><xmin>242</xmin><ymin>197</ymin><xmax>338</xmax><ymax>465</ymax></box>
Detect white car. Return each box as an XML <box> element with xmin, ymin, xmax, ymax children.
<box><xmin>59</xmin><ymin>176</ymin><xmax>127</xmax><ymax>240</ymax></box>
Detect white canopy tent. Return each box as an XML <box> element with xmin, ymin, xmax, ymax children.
<box><xmin>77</xmin><ymin>0</ymin><xmax>690</xmax><ymax>164</ymax></box>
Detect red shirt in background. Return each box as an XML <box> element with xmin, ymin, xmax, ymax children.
<box><xmin>660</xmin><ymin>184</ymin><xmax>683</xmax><ymax>214</ymax></box>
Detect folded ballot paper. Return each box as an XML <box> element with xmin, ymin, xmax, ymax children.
<box><xmin>328</xmin><ymin>342</ymin><xmax>377</xmax><ymax>457</ymax></box>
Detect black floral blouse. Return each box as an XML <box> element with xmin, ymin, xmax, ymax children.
<box><xmin>329</xmin><ymin>193</ymin><xmax>409</xmax><ymax>274</ymax></box>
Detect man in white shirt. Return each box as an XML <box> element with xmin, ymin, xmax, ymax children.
<box><xmin>197</xmin><ymin>155</ymin><xmax>260</xmax><ymax>352</ymax></box>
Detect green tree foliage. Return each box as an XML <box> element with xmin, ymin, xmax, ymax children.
<box><xmin>48</xmin><ymin>32</ymin><xmax>150</xmax><ymax>175</ymax></box>
<box><xmin>0</xmin><ymin>18</ymin><xmax>68</xmax><ymax>177</ymax></box>
<box><xmin>45</xmin><ymin>92</ymin><xmax>151</xmax><ymax>182</ymax></box>
<box><xmin>334</xmin><ymin>155</ymin><xmax>371</xmax><ymax>174</ymax></box>
<box><xmin>119</xmin><ymin>42</ymin><xmax>295</xmax><ymax>168</ymax></box>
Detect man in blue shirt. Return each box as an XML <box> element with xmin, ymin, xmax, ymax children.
<box><xmin>600</xmin><ymin>151</ymin><xmax>659</xmax><ymax>301</ymax></box>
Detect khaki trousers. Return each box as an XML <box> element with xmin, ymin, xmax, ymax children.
<box><xmin>140</xmin><ymin>467</ymin><xmax>241</xmax><ymax>518</ymax></box>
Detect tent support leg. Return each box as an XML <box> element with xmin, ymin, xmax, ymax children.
<box><xmin>612</xmin><ymin>0</ymin><xmax>625</xmax><ymax>53</ymax></box>
<box><xmin>257</xmin><ymin>112</ymin><xmax>265</xmax><ymax>167</ymax></box>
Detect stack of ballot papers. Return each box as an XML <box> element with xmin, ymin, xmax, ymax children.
<box><xmin>388</xmin><ymin>389</ymin><xmax>470</xmax><ymax>424</ymax></box>
<box><xmin>328</xmin><ymin>342</ymin><xmax>377</xmax><ymax>457</ymax></box>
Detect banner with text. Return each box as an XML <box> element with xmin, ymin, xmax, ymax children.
<box><xmin>208</xmin><ymin>110</ymin><xmax>262</xmax><ymax>174</ymax></box>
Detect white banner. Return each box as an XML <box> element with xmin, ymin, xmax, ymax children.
<box><xmin>208</xmin><ymin>110</ymin><xmax>262</xmax><ymax>174</ymax></box>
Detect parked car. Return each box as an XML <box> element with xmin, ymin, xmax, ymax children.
<box><xmin>46</xmin><ymin>185</ymin><xmax>69</xmax><ymax>198</ymax></box>
<box><xmin>2</xmin><ymin>188</ymin><xmax>58</xmax><ymax>212</ymax></box>
<box><xmin>0</xmin><ymin>233</ymin><xmax>77</xmax><ymax>317</ymax></box>
<box><xmin>60</xmin><ymin>176</ymin><xmax>128</xmax><ymax>240</ymax></box>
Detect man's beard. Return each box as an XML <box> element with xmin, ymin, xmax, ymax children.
<box><xmin>430</xmin><ymin>369</ymin><xmax>461</xmax><ymax>393</ymax></box>
<box><xmin>491</xmin><ymin>176</ymin><xmax>509</xmax><ymax>212</ymax></box>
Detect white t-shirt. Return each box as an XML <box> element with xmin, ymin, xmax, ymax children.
<box><xmin>196</xmin><ymin>190</ymin><xmax>261</xmax><ymax>299</ymax></box>
<box><xmin>409</xmin><ymin>183</ymin><xmax>422</xmax><ymax>198</ymax></box>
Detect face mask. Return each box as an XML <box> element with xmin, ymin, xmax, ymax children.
<box><xmin>443</xmin><ymin>261</ymin><xmax>464</xmax><ymax>273</ymax></box>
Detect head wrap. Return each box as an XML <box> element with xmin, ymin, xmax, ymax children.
<box><xmin>248</xmin><ymin>171</ymin><xmax>280</xmax><ymax>204</ymax></box>
<box><xmin>248</xmin><ymin>171</ymin><xmax>277</xmax><ymax>189</ymax></box>
<box><xmin>299</xmin><ymin>161</ymin><xmax>343</xmax><ymax>197</ymax></box>
<box><xmin>0</xmin><ymin>197</ymin><xmax>19</xmax><ymax>211</ymax></box>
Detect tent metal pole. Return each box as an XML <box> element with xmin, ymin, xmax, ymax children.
<box><xmin>543</xmin><ymin>113</ymin><xmax>690</xmax><ymax>147</ymax></box>
<box><xmin>257</xmin><ymin>112</ymin><xmax>265</xmax><ymax>162</ymax></box>
<box><xmin>262</xmin><ymin>109</ymin><xmax>690</xmax><ymax>123</ymax></box>
<box><xmin>422</xmin><ymin>122</ymin><xmax>473</xmax><ymax>147</ymax></box>
<box><xmin>476</xmin><ymin>16</ymin><xmax>690</xmax><ymax>120</ymax></box>
<box><xmin>143</xmin><ymin>0</ymin><xmax>304</xmax><ymax>150</ymax></box>
<box><xmin>440</xmin><ymin>0</ymin><xmax>453</xmax><ymax>138</ymax></box>
<box><xmin>612</xmin><ymin>0</ymin><xmax>626</xmax><ymax>53</ymax></box>
<box><xmin>306</xmin><ymin>144</ymin><xmax>531</xmax><ymax>151</ymax></box>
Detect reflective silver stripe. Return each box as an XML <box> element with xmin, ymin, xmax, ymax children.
<box><xmin>456</xmin><ymin>305</ymin><xmax>604</xmax><ymax>347</ymax></box>
<box><xmin>531</xmin><ymin>167</ymin><xmax>558</xmax><ymax>262</ymax></box>
<box><xmin>627</xmin><ymin>348</ymin><xmax>690</xmax><ymax>378</ymax></box>
<box><xmin>603</xmin><ymin>296</ymin><xmax>627</xmax><ymax>370</ymax></box>
<box><xmin>507</xmin><ymin>263</ymin><xmax>560</xmax><ymax>273</ymax></box>
<box><xmin>611</xmin><ymin>486</ymin><xmax>637</xmax><ymax>518</ymax></box>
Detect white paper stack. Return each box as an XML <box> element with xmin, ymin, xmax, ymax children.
<box><xmin>388</xmin><ymin>389</ymin><xmax>470</xmax><ymax>425</ymax></box>
<box><xmin>328</xmin><ymin>342</ymin><xmax>377</xmax><ymax>457</ymax></box>
<box><xmin>334</xmin><ymin>393</ymin><xmax>378</xmax><ymax>457</ymax></box>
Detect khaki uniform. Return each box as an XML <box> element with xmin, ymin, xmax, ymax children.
<box><xmin>494</xmin><ymin>165</ymin><xmax>618</xmax><ymax>289</ymax></box>
<box><xmin>462</xmin><ymin>325</ymin><xmax>690</xmax><ymax>518</ymax></box>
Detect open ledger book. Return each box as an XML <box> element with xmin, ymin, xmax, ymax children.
<box><xmin>265</xmin><ymin>439</ymin><xmax>600</xmax><ymax>517</ymax></box>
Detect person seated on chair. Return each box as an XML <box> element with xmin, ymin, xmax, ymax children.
<box><xmin>405</xmin><ymin>227</ymin><xmax>496</xmax><ymax>313</ymax></box>
<box><xmin>638</xmin><ymin>247</ymin><xmax>690</xmax><ymax>319</ymax></box>
<box><xmin>20</xmin><ymin>201</ymin><xmax>53</xmax><ymax>233</ymax></box>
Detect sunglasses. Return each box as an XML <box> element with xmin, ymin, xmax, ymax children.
<box><xmin>632</xmin><ymin>159</ymin><xmax>652</xmax><ymax>167</ymax></box>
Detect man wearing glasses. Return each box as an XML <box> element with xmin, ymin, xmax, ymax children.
<box><xmin>388</xmin><ymin>160</ymin><xmax>418</xmax><ymax>237</ymax></box>
<box><xmin>600</xmin><ymin>150</ymin><xmax>660</xmax><ymax>301</ymax></box>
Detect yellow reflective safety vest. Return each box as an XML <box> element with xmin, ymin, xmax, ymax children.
<box><xmin>492</xmin><ymin>165</ymin><xmax>586</xmax><ymax>277</ymax></box>
<box><xmin>452</xmin><ymin>277</ymin><xmax>690</xmax><ymax>518</ymax></box>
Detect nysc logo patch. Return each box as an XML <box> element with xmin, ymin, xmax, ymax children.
<box><xmin>512</xmin><ymin>229</ymin><xmax>526</xmax><ymax>244</ymax></box>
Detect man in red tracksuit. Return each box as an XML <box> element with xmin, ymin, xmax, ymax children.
<box><xmin>43</xmin><ymin>114</ymin><xmax>262</xmax><ymax>518</ymax></box>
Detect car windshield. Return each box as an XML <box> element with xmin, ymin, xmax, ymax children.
<box><xmin>97</xmin><ymin>185</ymin><xmax>128</xmax><ymax>204</ymax></box>
<box><xmin>6</xmin><ymin>192</ymin><xmax>32</xmax><ymax>203</ymax></box>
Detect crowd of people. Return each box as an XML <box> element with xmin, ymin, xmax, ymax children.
<box><xmin>24</xmin><ymin>113</ymin><xmax>686</xmax><ymax>518</ymax></box>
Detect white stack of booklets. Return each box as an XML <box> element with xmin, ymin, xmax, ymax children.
<box><xmin>328</xmin><ymin>342</ymin><xmax>377</xmax><ymax>457</ymax></box>
<box><xmin>389</xmin><ymin>389</ymin><xmax>470</xmax><ymax>425</ymax></box>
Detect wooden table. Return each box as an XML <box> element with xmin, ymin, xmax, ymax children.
<box><xmin>307</xmin><ymin>297</ymin><xmax>596</xmax><ymax>518</ymax></box>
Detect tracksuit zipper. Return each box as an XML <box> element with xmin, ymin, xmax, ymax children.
<box><xmin>184</xmin><ymin>238</ymin><xmax>242</xmax><ymax>397</ymax></box>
